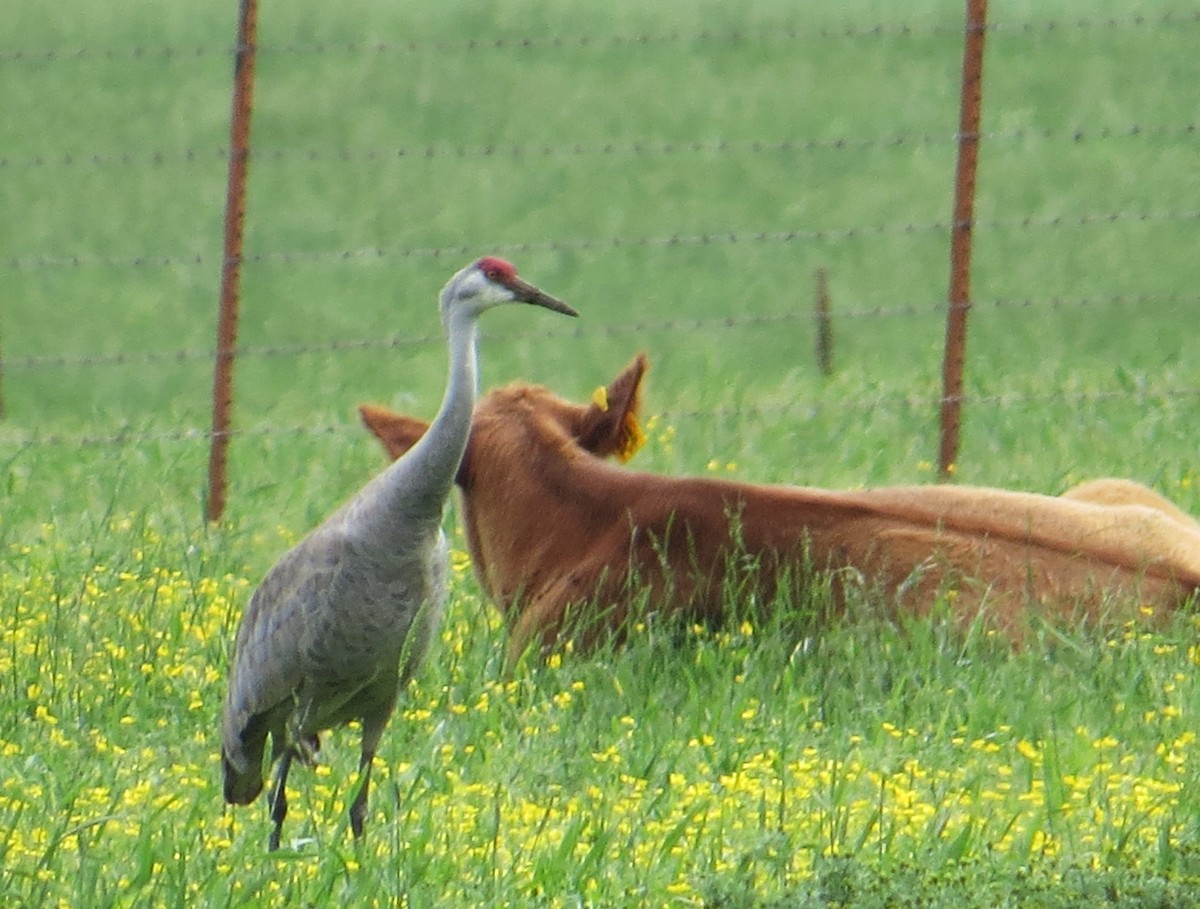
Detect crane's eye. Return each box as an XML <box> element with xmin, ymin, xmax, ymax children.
<box><xmin>484</xmin><ymin>267</ymin><xmax>500</xmax><ymax>281</ymax></box>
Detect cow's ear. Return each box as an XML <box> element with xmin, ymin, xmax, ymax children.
<box><xmin>358</xmin><ymin>405</ymin><xmax>430</xmax><ymax>461</ymax></box>
<box><xmin>576</xmin><ymin>354</ymin><xmax>648</xmax><ymax>462</ymax></box>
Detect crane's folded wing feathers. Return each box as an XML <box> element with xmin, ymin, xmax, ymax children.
<box><xmin>220</xmin><ymin>538</ymin><xmax>339</xmax><ymax>799</ymax></box>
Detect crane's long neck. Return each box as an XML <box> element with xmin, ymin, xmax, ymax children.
<box><xmin>414</xmin><ymin>307</ymin><xmax>479</xmax><ymax>496</ymax></box>
<box><xmin>349</xmin><ymin>308</ymin><xmax>478</xmax><ymax>532</ymax></box>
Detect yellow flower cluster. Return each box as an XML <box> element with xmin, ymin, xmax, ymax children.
<box><xmin>1</xmin><ymin>518</ymin><xmax>1195</xmax><ymax>906</ymax></box>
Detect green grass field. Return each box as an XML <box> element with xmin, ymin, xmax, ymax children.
<box><xmin>3</xmin><ymin>1</ymin><xmax>1200</xmax><ymax>905</ymax></box>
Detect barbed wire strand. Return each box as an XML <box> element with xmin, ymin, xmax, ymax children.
<box><xmin>6</xmin><ymin>384</ymin><xmax>1199</xmax><ymax>450</ymax></box>
<box><xmin>2</xmin><ymin>10</ymin><xmax>1197</xmax><ymax>64</ymax></box>
<box><xmin>3</xmin><ymin>292</ymin><xmax>1197</xmax><ymax>372</ymax></box>
<box><xmin>7</xmin><ymin>207</ymin><xmax>1200</xmax><ymax>273</ymax></box>
<box><xmin>3</xmin><ymin>122</ymin><xmax>1195</xmax><ymax>172</ymax></box>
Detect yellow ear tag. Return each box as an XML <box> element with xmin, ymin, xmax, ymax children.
<box><xmin>591</xmin><ymin>386</ymin><xmax>610</xmax><ymax>412</ymax></box>
<box><xmin>616</xmin><ymin>412</ymin><xmax>646</xmax><ymax>463</ymax></box>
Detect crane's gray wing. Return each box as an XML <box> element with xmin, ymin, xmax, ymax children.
<box><xmin>220</xmin><ymin>535</ymin><xmax>340</xmax><ymax>794</ymax></box>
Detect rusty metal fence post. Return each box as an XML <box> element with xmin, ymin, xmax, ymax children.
<box><xmin>938</xmin><ymin>0</ymin><xmax>988</xmax><ymax>479</ymax></box>
<box><xmin>206</xmin><ymin>0</ymin><xmax>260</xmax><ymax>522</ymax></box>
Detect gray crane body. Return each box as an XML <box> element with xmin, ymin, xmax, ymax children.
<box><xmin>220</xmin><ymin>466</ymin><xmax>452</xmax><ymax>804</ymax></box>
<box><xmin>219</xmin><ymin>258</ymin><xmax>574</xmax><ymax>849</ymax></box>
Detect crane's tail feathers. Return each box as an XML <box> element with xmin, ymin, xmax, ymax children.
<box><xmin>222</xmin><ymin>750</ymin><xmax>264</xmax><ymax>805</ymax></box>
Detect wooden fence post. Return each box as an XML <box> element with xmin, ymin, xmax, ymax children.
<box><xmin>206</xmin><ymin>0</ymin><xmax>259</xmax><ymax>522</ymax></box>
<box><xmin>814</xmin><ymin>268</ymin><xmax>833</xmax><ymax>377</ymax></box>
<box><xmin>938</xmin><ymin>0</ymin><xmax>988</xmax><ymax>479</ymax></box>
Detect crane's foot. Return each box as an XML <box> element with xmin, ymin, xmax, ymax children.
<box><xmin>296</xmin><ymin>733</ymin><xmax>320</xmax><ymax>766</ymax></box>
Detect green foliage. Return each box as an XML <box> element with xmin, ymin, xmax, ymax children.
<box><xmin>2</xmin><ymin>0</ymin><xmax>1199</xmax><ymax>905</ymax></box>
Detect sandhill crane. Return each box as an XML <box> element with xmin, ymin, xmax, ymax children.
<box><xmin>220</xmin><ymin>257</ymin><xmax>575</xmax><ymax>850</ymax></box>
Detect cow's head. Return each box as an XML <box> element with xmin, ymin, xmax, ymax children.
<box><xmin>358</xmin><ymin>353</ymin><xmax>649</xmax><ymax>476</ymax></box>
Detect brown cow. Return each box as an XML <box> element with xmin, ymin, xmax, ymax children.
<box><xmin>360</xmin><ymin>354</ymin><xmax>1200</xmax><ymax>667</ymax></box>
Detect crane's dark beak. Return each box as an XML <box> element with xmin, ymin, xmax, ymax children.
<box><xmin>509</xmin><ymin>276</ymin><xmax>578</xmax><ymax>317</ymax></box>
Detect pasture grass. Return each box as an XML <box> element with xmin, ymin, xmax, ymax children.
<box><xmin>3</xmin><ymin>518</ymin><xmax>1200</xmax><ymax>906</ymax></box>
<box><xmin>3</xmin><ymin>0</ymin><xmax>1200</xmax><ymax>905</ymax></box>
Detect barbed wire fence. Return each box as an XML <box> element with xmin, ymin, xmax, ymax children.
<box><xmin>5</xmin><ymin>208</ymin><xmax>1198</xmax><ymax>273</ymax></box>
<box><xmin>2</xmin><ymin>9</ymin><xmax>1195</xmax><ymax>63</ymax></box>
<box><xmin>3</xmin><ymin>3</ymin><xmax>1198</xmax><ymax>513</ymax></box>
<box><xmin>7</xmin><ymin>291</ymin><xmax>1196</xmax><ymax>374</ymax></box>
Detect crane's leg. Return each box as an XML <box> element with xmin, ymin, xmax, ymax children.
<box><xmin>348</xmin><ymin>747</ymin><xmax>375</xmax><ymax>840</ymax></box>
<box><xmin>267</xmin><ymin>747</ymin><xmax>296</xmax><ymax>851</ymax></box>
<box><xmin>349</xmin><ymin>703</ymin><xmax>395</xmax><ymax>840</ymax></box>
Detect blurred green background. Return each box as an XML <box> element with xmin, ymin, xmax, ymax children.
<box><xmin>3</xmin><ymin>0</ymin><xmax>1198</xmax><ymax>545</ymax></box>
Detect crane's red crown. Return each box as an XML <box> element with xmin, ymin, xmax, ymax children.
<box><xmin>476</xmin><ymin>256</ymin><xmax>518</xmax><ymax>287</ymax></box>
